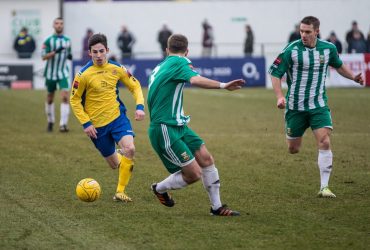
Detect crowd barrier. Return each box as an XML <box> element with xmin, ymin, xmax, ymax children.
<box><xmin>72</xmin><ymin>57</ymin><xmax>266</xmax><ymax>88</ymax></box>
<box><xmin>1</xmin><ymin>54</ymin><xmax>369</xmax><ymax>89</ymax></box>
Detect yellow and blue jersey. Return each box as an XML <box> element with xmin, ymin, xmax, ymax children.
<box><xmin>70</xmin><ymin>60</ymin><xmax>144</xmax><ymax>128</ymax></box>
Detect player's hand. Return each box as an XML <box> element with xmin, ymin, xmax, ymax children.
<box><xmin>277</xmin><ymin>97</ymin><xmax>286</xmax><ymax>109</ymax></box>
<box><xmin>84</xmin><ymin>125</ymin><xmax>98</xmax><ymax>139</ymax></box>
<box><xmin>54</xmin><ymin>46</ymin><xmax>65</xmax><ymax>54</ymax></box>
<box><xmin>135</xmin><ymin>110</ymin><xmax>145</xmax><ymax>121</ymax></box>
<box><xmin>354</xmin><ymin>73</ymin><xmax>364</xmax><ymax>85</ymax></box>
<box><xmin>225</xmin><ymin>79</ymin><xmax>246</xmax><ymax>91</ymax></box>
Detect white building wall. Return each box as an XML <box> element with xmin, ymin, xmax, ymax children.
<box><xmin>0</xmin><ymin>0</ymin><xmax>369</xmax><ymax>89</ymax></box>
<box><xmin>64</xmin><ymin>0</ymin><xmax>370</xmax><ymax>59</ymax></box>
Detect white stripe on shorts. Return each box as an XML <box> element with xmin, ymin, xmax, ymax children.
<box><xmin>161</xmin><ymin>124</ymin><xmax>182</xmax><ymax>166</ymax></box>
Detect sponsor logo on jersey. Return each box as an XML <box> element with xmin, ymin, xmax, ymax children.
<box><xmin>189</xmin><ymin>64</ymin><xmax>198</xmax><ymax>74</ymax></box>
<box><xmin>73</xmin><ymin>81</ymin><xmax>79</xmax><ymax>89</ymax></box>
<box><xmin>112</xmin><ymin>69</ymin><xmax>117</xmax><ymax>75</ymax></box>
<box><xmin>273</xmin><ymin>57</ymin><xmax>282</xmax><ymax>66</ymax></box>
<box><xmin>101</xmin><ymin>80</ymin><xmax>108</xmax><ymax>88</ymax></box>
<box><xmin>319</xmin><ymin>55</ymin><xmax>325</xmax><ymax>64</ymax></box>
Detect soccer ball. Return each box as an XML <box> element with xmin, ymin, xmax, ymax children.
<box><xmin>76</xmin><ymin>178</ymin><xmax>101</xmax><ymax>202</ymax></box>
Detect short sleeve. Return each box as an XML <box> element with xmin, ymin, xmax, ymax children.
<box><xmin>328</xmin><ymin>46</ymin><xmax>343</xmax><ymax>69</ymax></box>
<box><xmin>269</xmin><ymin>51</ymin><xmax>290</xmax><ymax>78</ymax></box>
<box><xmin>175</xmin><ymin>57</ymin><xmax>199</xmax><ymax>82</ymax></box>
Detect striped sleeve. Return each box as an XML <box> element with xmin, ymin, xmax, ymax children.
<box><xmin>328</xmin><ymin>45</ymin><xmax>343</xmax><ymax>69</ymax></box>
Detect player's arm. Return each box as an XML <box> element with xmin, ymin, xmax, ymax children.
<box><xmin>271</xmin><ymin>76</ymin><xmax>286</xmax><ymax>109</ymax></box>
<box><xmin>120</xmin><ymin>68</ymin><xmax>145</xmax><ymax>121</ymax></box>
<box><xmin>42</xmin><ymin>51</ymin><xmax>57</xmax><ymax>61</ymax></box>
<box><xmin>69</xmin><ymin>75</ymin><xmax>97</xmax><ymax>138</ymax></box>
<box><xmin>269</xmin><ymin>52</ymin><xmax>290</xmax><ymax>109</ymax></box>
<box><xmin>189</xmin><ymin>75</ymin><xmax>245</xmax><ymax>90</ymax></box>
<box><xmin>41</xmin><ymin>42</ymin><xmax>66</xmax><ymax>61</ymax></box>
<box><xmin>336</xmin><ymin>64</ymin><xmax>364</xmax><ymax>85</ymax></box>
<box><xmin>329</xmin><ymin>45</ymin><xmax>364</xmax><ymax>85</ymax></box>
<box><xmin>41</xmin><ymin>41</ymin><xmax>54</xmax><ymax>61</ymax></box>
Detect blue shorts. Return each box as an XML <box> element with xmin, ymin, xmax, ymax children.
<box><xmin>91</xmin><ymin>113</ymin><xmax>134</xmax><ymax>157</ymax></box>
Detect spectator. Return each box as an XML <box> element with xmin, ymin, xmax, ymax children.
<box><xmin>345</xmin><ymin>21</ymin><xmax>365</xmax><ymax>46</ymax></box>
<box><xmin>82</xmin><ymin>28</ymin><xmax>93</xmax><ymax>62</ymax></box>
<box><xmin>327</xmin><ymin>31</ymin><xmax>342</xmax><ymax>54</ymax></box>
<box><xmin>157</xmin><ymin>23</ymin><xmax>172</xmax><ymax>58</ymax></box>
<box><xmin>117</xmin><ymin>25</ymin><xmax>136</xmax><ymax>60</ymax></box>
<box><xmin>288</xmin><ymin>24</ymin><xmax>300</xmax><ymax>43</ymax></box>
<box><xmin>243</xmin><ymin>24</ymin><xmax>254</xmax><ymax>56</ymax></box>
<box><xmin>13</xmin><ymin>27</ymin><xmax>36</xmax><ymax>59</ymax></box>
<box><xmin>201</xmin><ymin>19</ymin><xmax>214</xmax><ymax>58</ymax></box>
<box><xmin>347</xmin><ymin>30</ymin><xmax>367</xmax><ymax>53</ymax></box>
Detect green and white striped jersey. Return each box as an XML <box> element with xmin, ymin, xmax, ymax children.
<box><xmin>42</xmin><ymin>34</ymin><xmax>72</xmax><ymax>81</ymax></box>
<box><xmin>269</xmin><ymin>39</ymin><xmax>343</xmax><ymax>111</ymax></box>
<box><xmin>147</xmin><ymin>55</ymin><xmax>199</xmax><ymax>126</ymax></box>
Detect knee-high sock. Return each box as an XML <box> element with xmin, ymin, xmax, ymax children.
<box><xmin>45</xmin><ymin>102</ymin><xmax>55</xmax><ymax>123</ymax></box>
<box><xmin>116</xmin><ymin>155</ymin><xmax>134</xmax><ymax>193</ymax></box>
<box><xmin>201</xmin><ymin>164</ymin><xmax>222</xmax><ymax>210</ymax></box>
<box><xmin>156</xmin><ymin>170</ymin><xmax>188</xmax><ymax>193</ymax></box>
<box><xmin>318</xmin><ymin>149</ymin><xmax>333</xmax><ymax>189</ymax></box>
<box><xmin>60</xmin><ymin>103</ymin><xmax>70</xmax><ymax>126</ymax></box>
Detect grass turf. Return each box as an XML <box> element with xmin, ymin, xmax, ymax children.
<box><xmin>0</xmin><ymin>88</ymin><xmax>369</xmax><ymax>249</ymax></box>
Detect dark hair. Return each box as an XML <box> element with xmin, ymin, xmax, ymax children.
<box><xmin>301</xmin><ymin>16</ymin><xmax>320</xmax><ymax>30</ymax></box>
<box><xmin>167</xmin><ymin>34</ymin><xmax>188</xmax><ymax>53</ymax></box>
<box><xmin>88</xmin><ymin>33</ymin><xmax>108</xmax><ymax>50</ymax></box>
<box><xmin>54</xmin><ymin>17</ymin><xmax>63</xmax><ymax>22</ymax></box>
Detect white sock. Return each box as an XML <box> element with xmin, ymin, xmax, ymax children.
<box><xmin>60</xmin><ymin>103</ymin><xmax>70</xmax><ymax>126</ymax></box>
<box><xmin>201</xmin><ymin>164</ymin><xmax>222</xmax><ymax>210</ymax></box>
<box><xmin>156</xmin><ymin>170</ymin><xmax>188</xmax><ymax>193</ymax></box>
<box><xmin>45</xmin><ymin>102</ymin><xmax>55</xmax><ymax>123</ymax></box>
<box><xmin>318</xmin><ymin>149</ymin><xmax>333</xmax><ymax>189</ymax></box>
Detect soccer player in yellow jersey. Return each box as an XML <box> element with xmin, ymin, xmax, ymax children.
<box><xmin>70</xmin><ymin>33</ymin><xmax>145</xmax><ymax>202</ymax></box>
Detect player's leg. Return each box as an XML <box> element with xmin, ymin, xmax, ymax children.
<box><xmin>152</xmin><ymin>159</ymin><xmax>200</xmax><ymax>206</ymax></box>
<box><xmin>311</xmin><ymin>107</ymin><xmax>335</xmax><ymax>198</ymax></box>
<box><xmin>286</xmin><ymin>137</ymin><xmax>302</xmax><ymax>154</ymax></box>
<box><xmin>113</xmin><ymin>135</ymin><xmax>135</xmax><ymax>202</ymax></box>
<box><xmin>194</xmin><ymin>144</ymin><xmax>240</xmax><ymax>216</ymax></box>
<box><xmin>148</xmin><ymin>124</ymin><xmax>194</xmax><ymax>207</ymax></box>
<box><xmin>285</xmin><ymin>109</ymin><xmax>309</xmax><ymax>154</ymax></box>
<box><xmin>45</xmin><ymin>80</ymin><xmax>56</xmax><ymax>132</ymax></box>
<box><xmin>184</xmin><ymin>126</ymin><xmax>239</xmax><ymax>216</ymax></box>
<box><xmin>58</xmin><ymin>78</ymin><xmax>70</xmax><ymax>132</ymax></box>
<box><xmin>194</xmin><ymin>145</ymin><xmax>220</xmax><ymax>208</ymax></box>
<box><xmin>88</xmin><ymin>119</ymin><xmax>133</xmax><ymax>202</ymax></box>
<box><xmin>111</xmin><ymin>114</ymin><xmax>136</xmax><ymax>202</ymax></box>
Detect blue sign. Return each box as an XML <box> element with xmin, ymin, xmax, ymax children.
<box><xmin>73</xmin><ymin>57</ymin><xmax>266</xmax><ymax>87</ymax></box>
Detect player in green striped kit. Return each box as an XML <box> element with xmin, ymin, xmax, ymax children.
<box><xmin>148</xmin><ymin>34</ymin><xmax>245</xmax><ymax>216</ymax></box>
<box><xmin>42</xmin><ymin>17</ymin><xmax>72</xmax><ymax>132</ymax></box>
<box><xmin>269</xmin><ymin>16</ymin><xmax>364</xmax><ymax>198</ymax></box>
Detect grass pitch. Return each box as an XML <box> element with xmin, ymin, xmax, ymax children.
<box><xmin>0</xmin><ymin>88</ymin><xmax>369</xmax><ymax>250</ymax></box>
